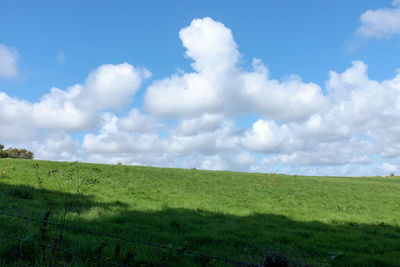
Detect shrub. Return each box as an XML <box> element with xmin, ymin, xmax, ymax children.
<box><xmin>0</xmin><ymin>150</ymin><xmax>7</xmax><ymax>158</ymax></box>
<box><xmin>0</xmin><ymin>144</ymin><xmax>34</xmax><ymax>159</ymax></box>
<box><xmin>0</xmin><ymin>144</ymin><xmax>7</xmax><ymax>158</ymax></box>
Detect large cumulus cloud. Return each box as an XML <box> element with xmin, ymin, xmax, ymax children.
<box><xmin>144</xmin><ymin>17</ymin><xmax>326</xmax><ymax>121</ymax></box>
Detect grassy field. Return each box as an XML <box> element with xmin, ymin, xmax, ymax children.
<box><xmin>1</xmin><ymin>158</ymin><xmax>400</xmax><ymax>266</ymax></box>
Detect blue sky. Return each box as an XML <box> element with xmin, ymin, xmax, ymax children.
<box><xmin>1</xmin><ymin>0</ymin><xmax>400</xmax><ymax>175</ymax></box>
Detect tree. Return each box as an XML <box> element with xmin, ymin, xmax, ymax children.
<box><xmin>0</xmin><ymin>144</ymin><xmax>7</xmax><ymax>158</ymax></box>
<box><xmin>0</xmin><ymin>144</ymin><xmax>34</xmax><ymax>159</ymax></box>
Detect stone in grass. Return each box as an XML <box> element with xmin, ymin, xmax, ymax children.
<box><xmin>263</xmin><ymin>252</ymin><xmax>289</xmax><ymax>266</ymax></box>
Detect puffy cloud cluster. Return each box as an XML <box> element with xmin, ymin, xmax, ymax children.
<box><xmin>357</xmin><ymin>0</ymin><xmax>400</xmax><ymax>38</ymax></box>
<box><xmin>32</xmin><ymin>132</ymin><xmax>79</xmax><ymax>161</ymax></box>
<box><xmin>0</xmin><ymin>63</ymin><xmax>150</xmax><ymax>139</ymax></box>
<box><xmin>144</xmin><ymin>18</ymin><xmax>325</xmax><ymax>121</ymax></box>
<box><xmin>34</xmin><ymin>63</ymin><xmax>150</xmax><ymax>131</ymax></box>
<box><xmin>2</xmin><ymin>16</ymin><xmax>400</xmax><ymax>176</ymax></box>
<box><xmin>0</xmin><ymin>93</ymin><xmax>35</xmax><ymax>141</ymax></box>
<box><xmin>242</xmin><ymin>120</ymin><xmax>295</xmax><ymax>154</ymax></box>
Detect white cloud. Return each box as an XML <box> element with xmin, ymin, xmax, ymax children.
<box><xmin>79</xmin><ymin>110</ymin><xmax>243</xmax><ymax>170</ymax></box>
<box><xmin>32</xmin><ymin>132</ymin><xmax>79</xmax><ymax>161</ymax></box>
<box><xmin>250</xmin><ymin>60</ymin><xmax>400</xmax><ymax>173</ymax></box>
<box><xmin>180</xmin><ymin>17</ymin><xmax>240</xmax><ymax>73</ymax></box>
<box><xmin>79</xmin><ymin>63</ymin><xmax>150</xmax><ymax>110</ymax></box>
<box><xmin>0</xmin><ymin>92</ymin><xmax>32</xmax><ymax>123</ymax></box>
<box><xmin>326</xmin><ymin>61</ymin><xmax>400</xmax><ymax>131</ymax></box>
<box><xmin>199</xmin><ymin>155</ymin><xmax>228</xmax><ymax>170</ymax></box>
<box><xmin>0</xmin><ymin>124</ymin><xmax>37</xmax><ymax>142</ymax></box>
<box><xmin>171</xmin><ymin>117</ymin><xmax>240</xmax><ymax>156</ymax></box>
<box><xmin>0</xmin><ymin>62</ymin><xmax>150</xmax><ymax>145</ymax></box>
<box><xmin>241</xmin><ymin>59</ymin><xmax>326</xmax><ymax>121</ymax></box>
<box><xmin>275</xmin><ymin>141</ymin><xmax>373</xmax><ymax>167</ymax></box>
<box><xmin>118</xmin><ymin>108</ymin><xmax>162</xmax><ymax>132</ymax></box>
<box><xmin>32</xmin><ymin>85</ymin><xmax>97</xmax><ymax>131</ymax></box>
<box><xmin>144</xmin><ymin>17</ymin><xmax>325</xmax><ymax>122</ymax></box>
<box><xmin>82</xmin><ymin>113</ymin><xmax>165</xmax><ymax>154</ymax></box>
<box><xmin>0</xmin><ymin>44</ymin><xmax>18</xmax><ymax>77</ymax></box>
<box><xmin>176</xmin><ymin>113</ymin><xmax>225</xmax><ymax>136</ymax></box>
<box><xmin>232</xmin><ymin>151</ymin><xmax>257</xmax><ymax>170</ymax></box>
<box><xmin>169</xmin><ymin>130</ymin><xmax>238</xmax><ymax>156</ymax></box>
<box><xmin>357</xmin><ymin>1</ymin><xmax>400</xmax><ymax>38</ymax></box>
<box><xmin>82</xmin><ymin>111</ymin><xmax>239</xmax><ymax>158</ymax></box>
<box><xmin>293</xmin><ymin>114</ymin><xmax>350</xmax><ymax>142</ymax></box>
<box><xmin>242</xmin><ymin>120</ymin><xmax>295</xmax><ymax>153</ymax></box>
<box><xmin>144</xmin><ymin>68</ymin><xmax>223</xmax><ymax>118</ymax></box>
<box><xmin>32</xmin><ymin>63</ymin><xmax>150</xmax><ymax>132</ymax></box>
<box><xmin>0</xmin><ymin>92</ymin><xmax>35</xmax><ymax>141</ymax></box>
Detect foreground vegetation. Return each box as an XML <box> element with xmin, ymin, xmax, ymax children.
<box><xmin>1</xmin><ymin>158</ymin><xmax>400</xmax><ymax>266</ymax></box>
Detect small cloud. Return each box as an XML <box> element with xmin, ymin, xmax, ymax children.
<box><xmin>0</xmin><ymin>44</ymin><xmax>19</xmax><ymax>77</ymax></box>
<box><xmin>57</xmin><ymin>51</ymin><xmax>66</xmax><ymax>63</ymax></box>
<box><xmin>356</xmin><ymin>1</ymin><xmax>400</xmax><ymax>39</ymax></box>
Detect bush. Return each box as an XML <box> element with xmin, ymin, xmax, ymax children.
<box><xmin>0</xmin><ymin>144</ymin><xmax>34</xmax><ymax>159</ymax></box>
<box><xmin>0</xmin><ymin>150</ymin><xmax>7</xmax><ymax>158</ymax></box>
<box><xmin>0</xmin><ymin>144</ymin><xmax>6</xmax><ymax>158</ymax></box>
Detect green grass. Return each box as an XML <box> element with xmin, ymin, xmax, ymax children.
<box><xmin>1</xmin><ymin>158</ymin><xmax>400</xmax><ymax>266</ymax></box>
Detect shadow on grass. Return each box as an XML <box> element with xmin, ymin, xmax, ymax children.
<box><xmin>1</xmin><ymin>182</ymin><xmax>400</xmax><ymax>266</ymax></box>
<box><xmin>0</xmin><ymin>182</ymin><xmax>127</xmax><ymax>214</ymax></box>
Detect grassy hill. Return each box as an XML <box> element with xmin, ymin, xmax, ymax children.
<box><xmin>1</xmin><ymin>158</ymin><xmax>400</xmax><ymax>266</ymax></box>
